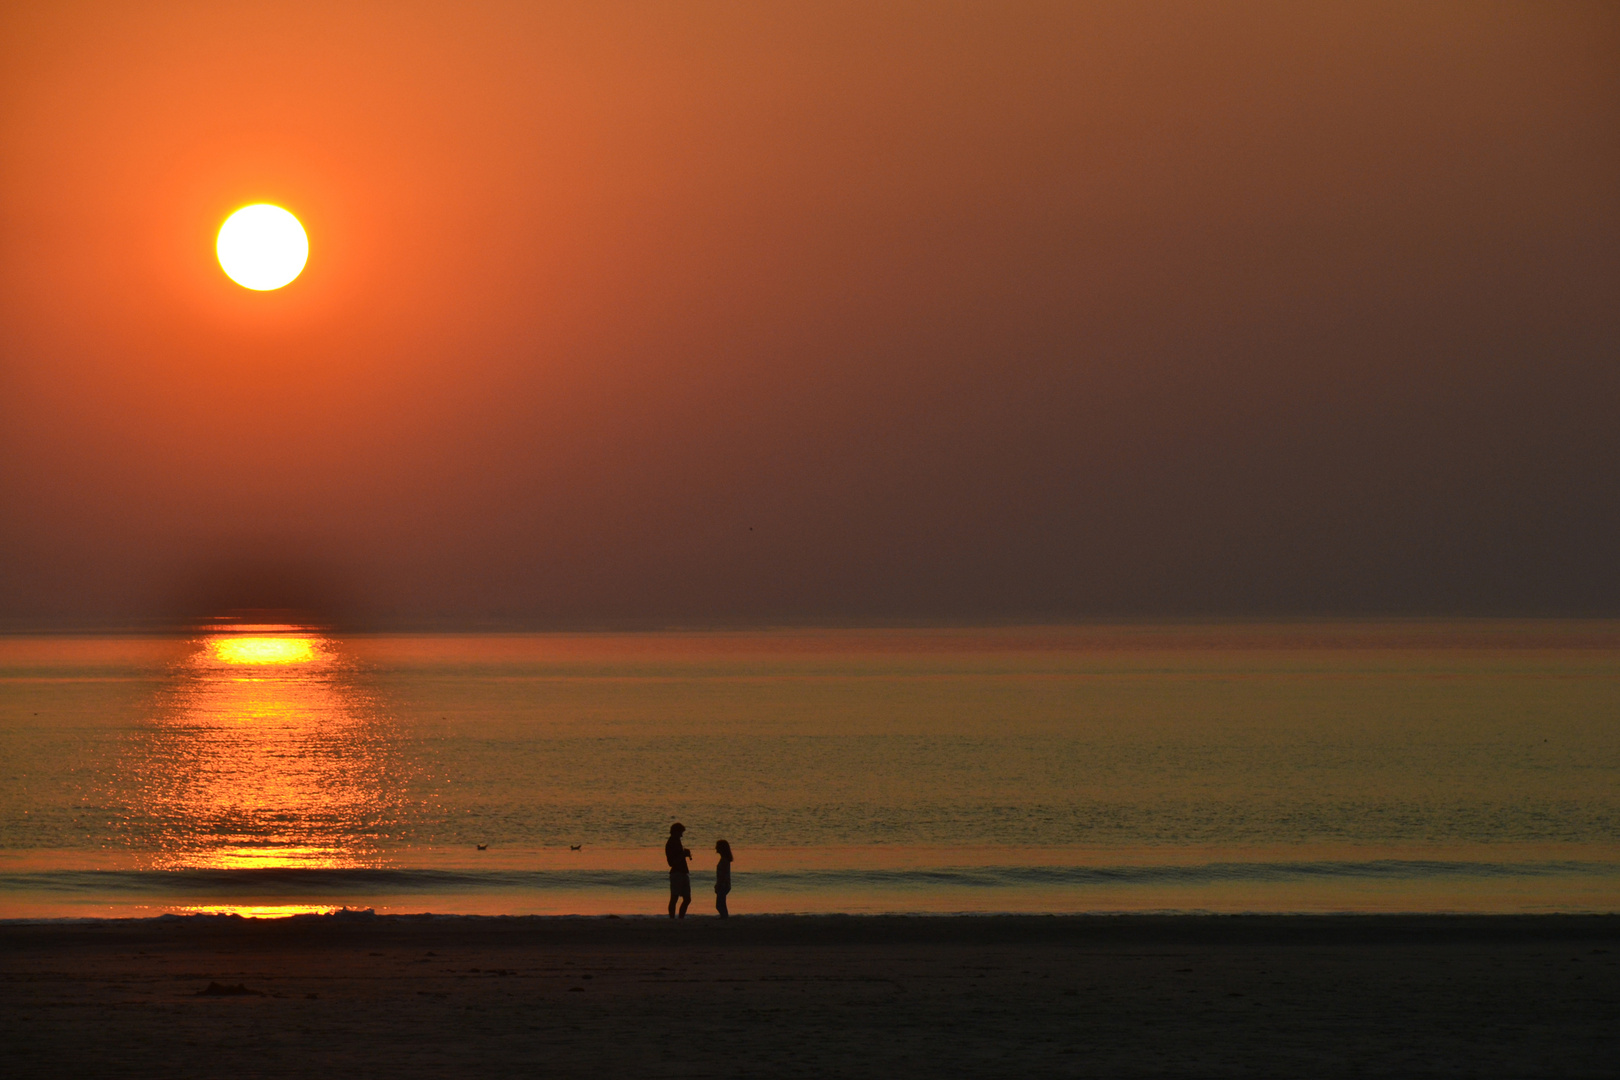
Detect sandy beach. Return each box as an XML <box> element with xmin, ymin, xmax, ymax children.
<box><xmin>3</xmin><ymin>914</ymin><xmax>1616</xmax><ymax>1077</ymax></box>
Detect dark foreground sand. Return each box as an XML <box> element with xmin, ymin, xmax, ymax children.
<box><xmin>3</xmin><ymin>914</ymin><xmax>1616</xmax><ymax>1078</ymax></box>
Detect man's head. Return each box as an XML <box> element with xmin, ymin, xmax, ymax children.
<box><xmin>670</xmin><ymin>822</ymin><xmax>685</xmax><ymax>836</ymax></box>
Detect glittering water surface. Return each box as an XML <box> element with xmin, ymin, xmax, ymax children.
<box><xmin>1</xmin><ymin>623</ymin><xmax>1617</xmax><ymax>916</ymax></box>
<box><xmin>125</xmin><ymin>627</ymin><xmax>406</xmax><ymax>871</ymax></box>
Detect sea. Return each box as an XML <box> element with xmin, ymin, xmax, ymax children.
<box><xmin>1</xmin><ymin>622</ymin><xmax>1617</xmax><ymax>919</ymax></box>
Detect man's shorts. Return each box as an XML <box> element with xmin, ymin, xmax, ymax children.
<box><xmin>669</xmin><ymin>871</ymin><xmax>691</xmax><ymax>899</ymax></box>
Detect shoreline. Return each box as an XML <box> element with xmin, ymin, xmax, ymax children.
<box><xmin>6</xmin><ymin>850</ymin><xmax>1616</xmax><ymax>922</ymax></box>
<box><xmin>6</xmin><ymin>909</ymin><xmax>1620</xmax><ymax>931</ymax></box>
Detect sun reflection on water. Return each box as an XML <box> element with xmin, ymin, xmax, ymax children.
<box><xmin>179</xmin><ymin>904</ymin><xmax>342</xmax><ymax>919</ymax></box>
<box><xmin>124</xmin><ymin>625</ymin><xmax>406</xmax><ymax>877</ymax></box>
<box><xmin>209</xmin><ymin>635</ymin><xmax>317</xmax><ymax>665</ymax></box>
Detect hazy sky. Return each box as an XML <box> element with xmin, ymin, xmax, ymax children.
<box><xmin>2</xmin><ymin>1</ymin><xmax>1616</xmax><ymax>626</ymax></box>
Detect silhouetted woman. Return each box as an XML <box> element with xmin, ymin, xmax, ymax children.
<box><xmin>714</xmin><ymin>839</ymin><xmax>733</xmax><ymax>918</ymax></box>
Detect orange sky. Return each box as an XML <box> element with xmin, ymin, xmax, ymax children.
<box><xmin>1</xmin><ymin>1</ymin><xmax>1617</xmax><ymax>626</ymax></box>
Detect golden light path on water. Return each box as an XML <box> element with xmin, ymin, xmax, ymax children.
<box><xmin>132</xmin><ymin>625</ymin><xmax>403</xmax><ymax>913</ymax></box>
<box><xmin>208</xmin><ymin>635</ymin><xmax>317</xmax><ymax>666</ymax></box>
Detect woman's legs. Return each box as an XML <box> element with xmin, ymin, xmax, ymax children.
<box><xmin>716</xmin><ymin>890</ymin><xmax>728</xmax><ymax>917</ymax></box>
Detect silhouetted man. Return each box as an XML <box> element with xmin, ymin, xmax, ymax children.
<box><xmin>665</xmin><ymin>822</ymin><xmax>692</xmax><ymax>918</ymax></box>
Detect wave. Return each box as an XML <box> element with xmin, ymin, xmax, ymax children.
<box><xmin>3</xmin><ymin>859</ymin><xmax>1617</xmax><ymax>897</ymax></box>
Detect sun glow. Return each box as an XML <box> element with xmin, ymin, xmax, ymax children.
<box><xmin>216</xmin><ymin>204</ymin><xmax>308</xmax><ymax>290</ymax></box>
<box><xmin>210</xmin><ymin>636</ymin><xmax>317</xmax><ymax>665</ymax></box>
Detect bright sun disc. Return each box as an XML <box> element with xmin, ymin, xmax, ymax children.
<box><xmin>216</xmin><ymin>204</ymin><xmax>308</xmax><ymax>290</ymax></box>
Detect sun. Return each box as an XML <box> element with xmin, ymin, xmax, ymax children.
<box><xmin>216</xmin><ymin>204</ymin><xmax>308</xmax><ymax>290</ymax></box>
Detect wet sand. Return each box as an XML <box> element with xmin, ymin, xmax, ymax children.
<box><xmin>4</xmin><ymin>914</ymin><xmax>1617</xmax><ymax>1077</ymax></box>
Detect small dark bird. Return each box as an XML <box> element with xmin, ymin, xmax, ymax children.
<box><xmin>476</xmin><ymin>844</ymin><xmax>487</xmax><ymax>850</ymax></box>
<box><xmin>570</xmin><ymin>844</ymin><xmax>582</xmax><ymax>851</ymax></box>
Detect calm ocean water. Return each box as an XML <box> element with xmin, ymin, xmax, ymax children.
<box><xmin>2</xmin><ymin>623</ymin><xmax>1617</xmax><ymax>918</ymax></box>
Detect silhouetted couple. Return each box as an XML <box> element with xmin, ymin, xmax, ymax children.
<box><xmin>665</xmin><ymin>823</ymin><xmax>733</xmax><ymax>918</ymax></box>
